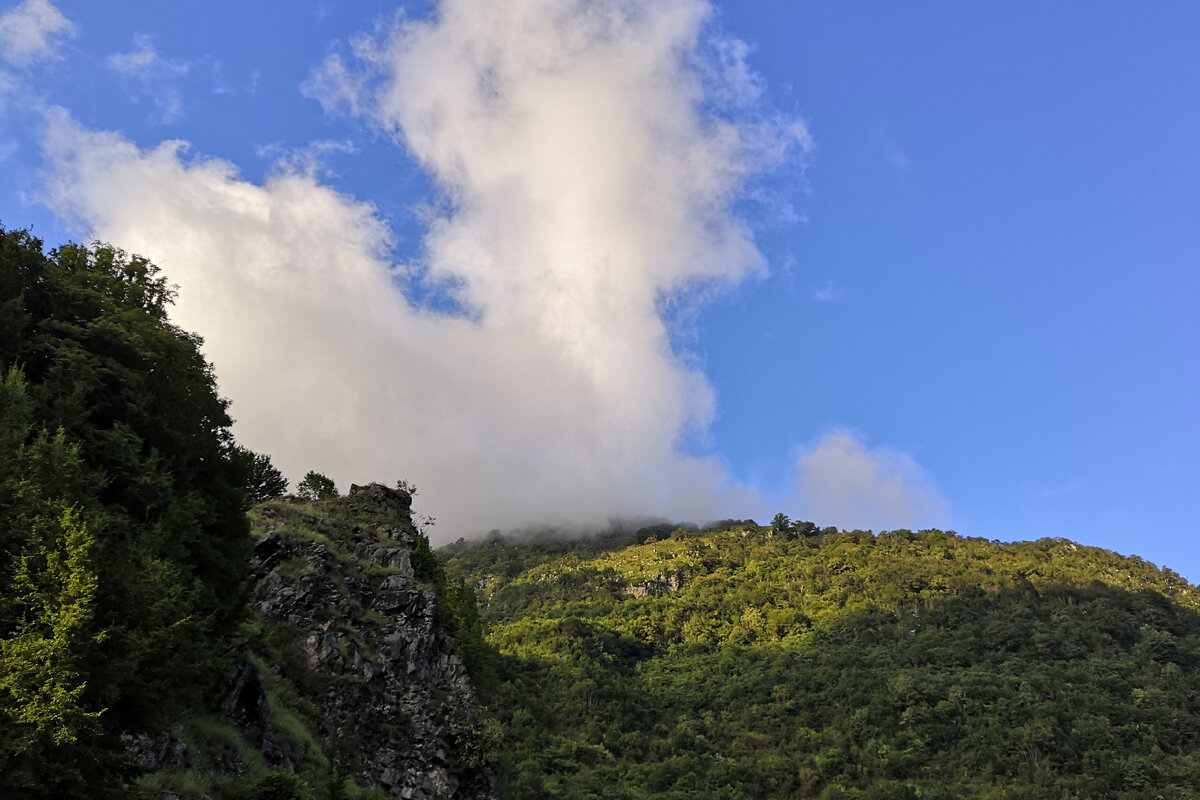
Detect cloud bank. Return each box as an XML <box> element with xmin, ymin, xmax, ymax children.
<box><xmin>37</xmin><ymin>0</ymin><xmax>945</xmax><ymax>538</ymax></box>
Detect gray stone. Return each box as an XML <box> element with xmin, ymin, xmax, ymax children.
<box><xmin>236</xmin><ymin>483</ymin><xmax>494</xmax><ymax>799</ymax></box>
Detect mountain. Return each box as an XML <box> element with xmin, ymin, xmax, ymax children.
<box><xmin>6</xmin><ymin>224</ymin><xmax>1200</xmax><ymax>798</ymax></box>
<box><xmin>442</xmin><ymin>522</ymin><xmax>1200</xmax><ymax>799</ymax></box>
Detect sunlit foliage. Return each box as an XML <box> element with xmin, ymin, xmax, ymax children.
<box><xmin>445</xmin><ymin>522</ymin><xmax>1200</xmax><ymax>799</ymax></box>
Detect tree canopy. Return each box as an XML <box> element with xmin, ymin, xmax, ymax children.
<box><xmin>0</xmin><ymin>226</ymin><xmax>252</xmax><ymax>797</ymax></box>
<box><xmin>443</xmin><ymin>522</ymin><xmax>1200</xmax><ymax>799</ymax></box>
<box><xmin>238</xmin><ymin>448</ymin><xmax>289</xmax><ymax>505</ymax></box>
<box><xmin>297</xmin><ymin>471</ymin><xmax>338</xmax><ymax>502</ymax></box>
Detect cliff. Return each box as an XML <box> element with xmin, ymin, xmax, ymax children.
<box><xmin>138</xmin><ymin>483</ymin><xmax>496</xmax><ymax>800</ymax></box>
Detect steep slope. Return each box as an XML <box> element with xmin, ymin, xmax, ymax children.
<box><xmin>443</xmin><ymin>524</ymin><xmax>1200</xmax><ymax>799</ymax></box>
<box><xmin>139</xmin><ymin>484</ymin><xmax>496</xmax><ymax>800</ymax></box>
<box><xmin>1</xmin><ymin>228</ymin><xmax>253</xmax><ymax>798</ymax></box>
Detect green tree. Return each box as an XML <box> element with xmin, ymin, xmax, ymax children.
<box><xmin>297</xmin><ymin>471</ymin><xmax>338</xmax><ymax>501</ymax></box>
<box><xmin>236</xmin><ymin>447</ymin><xmax>289</xmax><ymax>505</ymax></box>
<box><xmin>0</xmin><ymin>226</ymin><xmax>252</xmax><ymax>796</ymax></box>
<box><xmin>0</xmin><ymin>369</ymin><xmax>104</xmax><ymax>786</ymax></box>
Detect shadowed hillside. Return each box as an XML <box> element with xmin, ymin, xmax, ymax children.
<box><xmin>443</xmin><ymin>523</ymin><xmax>1200</xmax><ymax>799</ymax></box>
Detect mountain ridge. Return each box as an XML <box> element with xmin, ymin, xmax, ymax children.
<box><xmin>443</xmin><ymin>521</ymin><xmax>1200</xmax><ymax>798</ymax></box>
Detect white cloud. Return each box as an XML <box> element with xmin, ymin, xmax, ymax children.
<box><xmin>812</xmin><ymin>280</ymin><xmax>843</xmax><ymax>302</ymax></box>
<box><xmin>790</xmin><ymin>429</ymin><xmax>949</xmax><ymax>531</ymax></box>
<box><xmin>304</xmin><ymin>52</ymin><xmax>368</xmax><ymax>117</ymax></box>
<box><xmin>0</xmin><ymin>0</ymin><xmax>73</xmax><ymax>67</ymax></box>
<box><xmin>255</xmin><ymin>138</ymin><xmax>356</xmax><ymax>178</ymax></box>
<box><xmin>39</xmin><ymin>0</ymin><xmax>806</xmax><ymax>538</ymax></box>
<box><xmin>107</xmin><ymin>34</ymin><xmax>189</xmax><ymax>123</ymax></box>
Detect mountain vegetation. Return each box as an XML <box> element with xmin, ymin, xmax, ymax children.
<box><xmin>1</xmin><ymin>226</ymin><xmax>255</xmax><ymax>797</ymax></box>
<box><xmin>442</xmin><ymin>522</ymin><xmax>1200</xmax><ymax>799</ymax></box>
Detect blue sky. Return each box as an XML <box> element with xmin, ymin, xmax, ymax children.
<box><xmin>2</xmin><ymin>0</ymin><xmax>1197</xmax><ymax>582</ymax></box>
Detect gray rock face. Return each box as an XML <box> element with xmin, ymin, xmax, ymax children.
<box><xmin>623</xmin><ymin>572</ymin><xmax>683</xmax><ymax>598</ymax></box>
<box><xmin>243</xmin><ymin>483</ymin><xmax>495</xmax><ymax>800</ymax></box>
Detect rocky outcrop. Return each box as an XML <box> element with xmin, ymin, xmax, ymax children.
<box><xmin>623</xmin><ymin>572</ymin><xmax>684</xmax><ymax>598</ymax></box>
<box><xmin>239</xmin><ymin>483</ymin><xmax>495</xmax><ymax>800</ymax></box>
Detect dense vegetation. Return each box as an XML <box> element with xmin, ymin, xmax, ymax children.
<box><xmin>0</xmin><ymin>226</ymin><xmax>254</xmax><ymax>797</ymax></box>
<box><xmin>443</xmin><ymin>523</ymin><xmax>1200</xmax><ymax>799</ymax></box>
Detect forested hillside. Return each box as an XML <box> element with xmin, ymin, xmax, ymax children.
<box><xmin>0</xmin><ymin>226</ymin><xmax>256</xmax><ymax>796</ymax></box>
<box><xmin>442</xmin><ymin>522</ymin><xmax>1200</xmax><ymax>799</ymax></box>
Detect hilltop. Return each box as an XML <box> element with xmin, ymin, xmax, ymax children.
<box><xmin>442</xmin><ymin>522</ymin><xmax>1200</xmax><ymax>799</ymax></box>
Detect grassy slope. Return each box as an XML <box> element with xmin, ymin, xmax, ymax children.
<box><xmin>443</xmin><ymin>525</ymin><xmax>1200</xmax><ymax>799</ymax></box>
